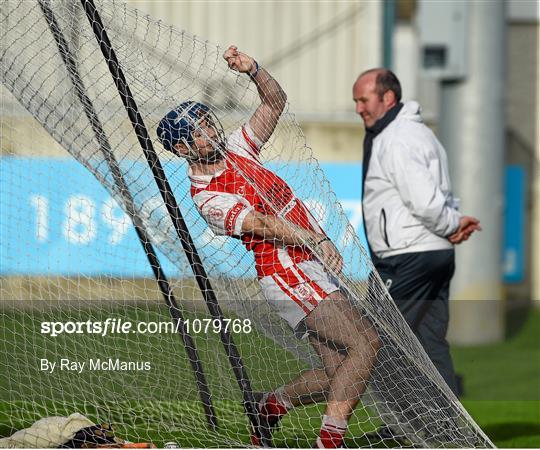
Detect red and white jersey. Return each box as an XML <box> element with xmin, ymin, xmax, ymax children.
<box><xmin>189</xmin><ymin>124</ymin><xmax>324</xmax><ymax>279</ymax></box>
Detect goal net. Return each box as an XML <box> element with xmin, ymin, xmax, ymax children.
<box><xmin>0</xmin><ymin>0</ymin><xmax>492</xmax><ymax>447</ymax></box>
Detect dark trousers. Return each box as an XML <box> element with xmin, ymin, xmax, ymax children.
<box><xmin>372</xmin><ymin>249</ymin><xmax>458</xmax><ymax>395</ymax></box>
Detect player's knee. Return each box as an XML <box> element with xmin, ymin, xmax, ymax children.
<box><xmin>348</xmin><ymin>327</ymin><xmax>380</xmax><ymax>367</ymax></box>
<box><xmin>323</xmin><ymin>363</ymin><xmax>338</xmax><ymax>379</ymax></box>
<box><xmin>367</xmin><ymin>326</ymin><xmax>382</xmax><ymax>355</ymax></box>
<box><xmin>355</xmin><ymin>318</ymin><xmax>381</xmax><ymax>356</ymax></box>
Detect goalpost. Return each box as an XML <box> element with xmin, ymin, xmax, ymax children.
<box><xmin>0</xmin><ymin>0</ymin><xmax>493</xmax><ymax>448</ymax></box>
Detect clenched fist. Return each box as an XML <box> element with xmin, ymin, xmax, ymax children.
<box><xmin>223</xmin><ymin>45</ymin><xmax>257</xmax><ymax>75</ymax></box>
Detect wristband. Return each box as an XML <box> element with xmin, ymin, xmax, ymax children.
<box><xmin>315</xmin><ymin>237</ymin><xmax>330</xmax><ymax>246</ymax></box>
<box><xmin>249</xmin><ymin>60</ymin><xmax>259</xmax><ymax>78</ymax></box>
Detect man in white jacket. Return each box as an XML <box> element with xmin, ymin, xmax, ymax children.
<box><xmin>353</xmin><ymin>69</ymin><xmax>481</xmax><ymax>402</ymax></box>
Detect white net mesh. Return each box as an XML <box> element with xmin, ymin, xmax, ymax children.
<box><xmin>0</xmin><ymin>0</ymin><xmax>493</xmax><ymax>448</ymax></box>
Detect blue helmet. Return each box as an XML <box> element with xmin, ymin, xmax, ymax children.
<box><xmin>157</xmin><ymin>101</ymin><xmax>222</xmax><ymax>153</ymax></box>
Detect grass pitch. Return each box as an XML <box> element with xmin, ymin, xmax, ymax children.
<box><xmin>1</xmin><ymin>299</ymin><xmax>539</xmax><ymax>447</ymax></box>
<box><xmin>0</xmin><ymin>300</ymin><xmax>379</xmax><ymax>447</ymax></box>
<box><xmin>453</xmin><ymin>307</ymin><xmax>540</xmax><ymax>448</ymax></box>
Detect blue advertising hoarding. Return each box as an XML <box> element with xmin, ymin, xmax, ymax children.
<box><xmin>0</xmin><ymin>158</ymin><xmax>367</xmax><ymax>277</ymax></box>
<box><xmin>502</xmin><ymin>166</ymin><xmax>526</xmax><ymax>283</ymax></box>
<box><xmin>0</xmin><ymin>157</ymin><xmax>525</xmax><ymax>282</ymax></box>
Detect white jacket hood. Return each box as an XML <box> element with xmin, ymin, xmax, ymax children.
<box><xmin>399</xmin><ymin>100</ymin><xmax>423</xmax><ymax>123</ymax></box>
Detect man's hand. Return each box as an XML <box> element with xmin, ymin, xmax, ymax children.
<box><xmin>223</xmin><ymin>45</ymin><xmax>256</xmax><ymax>75</ymax></box>
<box><xmin>314</xmin><ymin>238</ymin><xmax>344</xmax><ymax>274</ymax></box>
<box><xmin>448</xmin><ymin>216</ymin><xmax>482</xmax><ymax>244</ymax></box>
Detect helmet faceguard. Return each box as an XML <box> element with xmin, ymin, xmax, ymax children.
<box><xmin>157</xmin><ymin>101</ymin><xmax>225</xmax><ymax>163</ymax></box>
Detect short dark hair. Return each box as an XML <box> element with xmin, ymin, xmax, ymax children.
<box><xmin>375</xmin><ymin>69</ymin><xmax>402</xmax><ymax>102</ymax></box>
<box><xmin>359</xmin><ymin>68</ymin><xmax>402</xmax><ymax>103</ymax></box>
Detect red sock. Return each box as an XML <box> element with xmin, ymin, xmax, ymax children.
<box><xmin>316</xmin><ymin>415</ymin><xmax>347</xmax><ymax>448</ymax></box>
<box><xmin>259</xmin><ymin>393</ymin><xmax>288</xmax><ymax>426</ymax></box>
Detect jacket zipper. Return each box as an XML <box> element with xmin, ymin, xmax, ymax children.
<box><xmin>380</xmin><ymin>208</ymin><xmax>390</xmax><ymax>247</ymax></box>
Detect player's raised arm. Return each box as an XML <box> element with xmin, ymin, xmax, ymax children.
<box><xmin>223</xmin><ymin>45</ymin><xmax>287</xmax><ymax>145</ymax></box>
